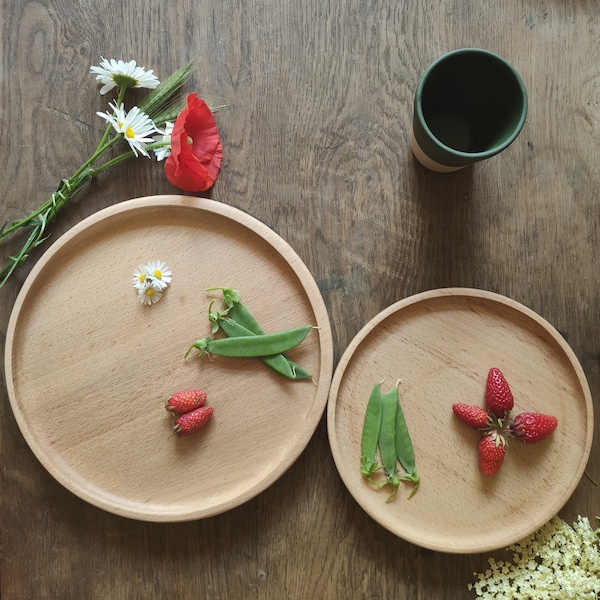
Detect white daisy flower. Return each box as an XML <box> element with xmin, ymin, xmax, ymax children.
<box><xmin>153</xmin><ymin>122</ymin><xmax>174</xmax><ymax>161</ymax></box>
<box><xmin>97</xmin><ymin>102</ymin><xmax>158</xmax><ymax>158</ymax></box>
<box><xmin>132</xmin><ymin>261</ymin><xmax>172</xmax><ymax>304</ymax></box>
<box><xmin>145</xmin><ymin>260</ymin><xmax>172</xmax><ymax>290</ymax></box>
<box><xmin>138</xmin><ymin>284</ymin><xmax>163</xmax><ymax>305</ymax></box>
<box><xmin>132</xmin><ymin>264</ymin><xmax>151</xmax><ymax>291</ymax></box>
<box><xmin>90</xmin><ymin>57</ymin><xmax>160</xmax><ymax>95</ymax></box>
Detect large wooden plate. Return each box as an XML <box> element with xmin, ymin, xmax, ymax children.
<box><xmin>327</xmin><ymin>288</ymin><xmax>593</xmax><ymax>553</ymax></box>
<box><xmin>5</xmin><ymin>195</ymin><xmax>333</xmax><ymax>521</ymax></box>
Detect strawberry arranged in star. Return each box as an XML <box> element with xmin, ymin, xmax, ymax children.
<box><xmin>478</xmin><ymin>432</ymin><xmax>507</xmax><ymax>476</ymax></box>
<box><xmin>485</xmin><ymin>367</ymin><xmax>514</xmax><ymax>418</ymax></box>
<box><xmin>509</xmin><ymin>412</ymin><xmax>558</xmax><ymax>443</ymax></box>
<box><xmin>452</xmin><ymin>367</ymin><xmax>558</xmax><ymax>476</ymax></box>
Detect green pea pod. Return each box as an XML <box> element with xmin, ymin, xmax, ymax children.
<box><xmin>210</xmin><ymin>314</ymin><xmax>312</xmax><ymax>380</ymax></box>
<box><xmin>186</xmin><ymin>326</ymin><xmax>313</xmax><ymax>359</ymax></box>
<box><xmin>394</xmin><ymin>393</ymin><xmax>420</xmax><ymax>498</ymax></box>
<box><xmin>206</xmin><ymin>286</ymin><xmax>278</xmax><ymax>336</ymax></box>
<box><xmin>207</xmin><ymin>287</ymin><xmax>312</xmax><ymax>379</ymax></box>
<box><xmin>226</xmin><ymin>301</ymin><xmax>264</xmax><ymax>335</ymax></box>
<box><xmin>360</xmin><ymin>383</ymin><xmax>384</xmax><ymax>480</ymax></box>
<box><xmin>379</xmin><ymin>388</ymin><xmax>400</xmax><ymax>500</ymax></box>
<box><xmin>281</xmin><ymin>359</ymin><xmax>312</xmax><ymax>380</ymax></box>
<box><xmin>223</xmin><ymin>304</ymin><xmax>313</xmax><ymax>378</ymax></box>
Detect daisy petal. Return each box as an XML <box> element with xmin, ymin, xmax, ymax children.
<box><xmin>145</xmin><ymin>260</ymin><xmax>172</xmax><ymax>289</ymax></box>
<box><xmin>98</xmin><ymin>102</ymin><xmax>158</xmax><ymax>158</ymax></box>
<box><xmin>138</xmin><ymin>285</ymin><xmax>163</xmax><ymax>305</ymax></box>
<box><xmin>132</xmin><ymin>260</ymin><xmax>172</xmax><ymax>304</ymax></box>
<box><xmin>153</xmin><ymin>122</ymin><xmax>174</xmax><ymax>161</ymax></box>
<box><xmin>90</xmin><ymin>57</ymin><xmax>160</xmax><ymax>95</ymax></box>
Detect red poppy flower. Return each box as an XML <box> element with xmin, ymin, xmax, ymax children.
<box><xmin>165</xmin><ymin>93</ymin><xmax>223</xmax><ymax>192</ymax></box>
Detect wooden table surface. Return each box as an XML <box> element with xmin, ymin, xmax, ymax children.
<box><xmin>1</xmin><ymin>0</ymin><xmax>599</xmax><ymax>598</ymax></box>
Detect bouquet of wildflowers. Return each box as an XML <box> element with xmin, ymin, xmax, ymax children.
<box><xmin>0</xmin><ymin>57</ymin><xmax>225</xmax><ymax>288</ymax></box>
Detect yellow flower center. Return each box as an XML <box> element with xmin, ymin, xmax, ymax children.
<box><xmin>187</xmin><ymin>135</ymin><xmax>193</xmax><ymax>147</ymax></box>
<box><xmin>145</xmin><ymin>288</ymin><xmax>154</xmax><ymax>297</ymax></box>
<box><xmin>153</xmin><ymin>269</ymin><xmax>162</xmax><ymax>279</ymax></box>
<box><xmin>125</xmin><ymin>125</ymin><xmax>135</xmax><ymax>139</ymax></box>
<box><xmin>138</xmin><ymin>273</ymin><xmax>146</xmax><ymax>283</ymax></box>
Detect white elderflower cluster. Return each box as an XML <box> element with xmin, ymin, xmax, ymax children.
<box><xmin>133</xmin><ymin>261</ymin><xmax>172</xmax><ymax>305</ymax></box>
<box><xmin>469</xmin><ymin>515</ymin><xmax>600</xmax><ymax>599</ymax></box>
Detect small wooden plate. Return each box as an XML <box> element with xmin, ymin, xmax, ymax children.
<box><xmin>5</xmin><ymin>195</ymin><xmax>333</xmax><ymax>521</ymax></box>
<box><xmin>327</xmin><ymin>288</ymin><xmax>593</xmax><ymax>553</ymax></box>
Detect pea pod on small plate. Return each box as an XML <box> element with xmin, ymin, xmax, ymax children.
<box><xmin>359</xmin><ymin>380</ymin><xmax>421</xmax><ymax>501</ymax></box>
<box><xmin>379</xmin><ymin>387</ymin><xmax>401</xmax><ymax>500</ymax></box>
<box><xmin>360</xmin><ymin>382</ymin><xmax>384</xmax><ymax>480</ymax></box>
<box><xmin>394</xmin><ymin>391</ymin><xmax>420</xmax><ymax>498</ymax></box>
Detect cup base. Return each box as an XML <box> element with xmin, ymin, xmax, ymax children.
<box><xmin>410</xmin><ymin>133</ymin><xmax>466</xmax><ymax>173</ymax></box>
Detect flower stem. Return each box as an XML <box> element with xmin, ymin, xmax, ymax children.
<box><xmin>0</xmin><ymin>166</ymin><xmax>99</xmax><ymax>286</ymax></box>
<box><xmin>0</xmin><ymin>134</ymin><xmax>122</xmax><ymax>241</ymax></box>
<box><xmin>0</xmin><ymin>135</ymin><xmax>171</xmax><ymax>287</ymax></box>
<box><xmin>0</xmin><ymin>61</ymin><xmax>197</xmax><ymax>288</ymax></box>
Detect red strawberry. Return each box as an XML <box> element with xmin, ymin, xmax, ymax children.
<box><xmin>478</xmin><ymin>432</ymin><xmax>507</xmax><ymax>476</ymax></box>
<box><xmin>165</xmin><ymin>390</ymin><xmax>207</xmax><ymax>415</ymax></box>
<box><xmin>485</xmin><ymin>368</ymin><xmax>514</xmax><ymax>418</ymax></box>
<box><xmin>509</xmin><ymin>412</ymin><xmax>558</xmax><ymax>443</ymax></box>
<box><xmin>172</xmin><ymin>405</ymin><xmax>214</xmax><ymax>436</ymax></box>
<box><xmin>452</xmin><ymin>403</ymin><xmax>491</xmax><ymax>429</ymax></box>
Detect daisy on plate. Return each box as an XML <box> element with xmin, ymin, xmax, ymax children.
<box><xmin>132</xmin><ymin>264</ymin><xmax>151</xmax><ymax>291</ymax></box>
<box><xmin>145</xmin><ymin>260</ymin><xmax>172</xmax><ymax>290</ymax></box>
<box><xmin>97</xmin><ymin>102</ymin><xmax>158</xmax><ymax>158</ymax></box>
<box><xmin>90</xmin><ymin>57</ymin><xmax>160</xmax><ymax>95</ymax></box>
<box><xmin>137</xmin><ymin>284</ymin><xmax>163</xmax><ymax>305</ymax></box>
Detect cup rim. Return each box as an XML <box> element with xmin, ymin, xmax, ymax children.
<box><xmin>415</xmin><ymin>48</ymin><xmax>528</xmax><ymax>161</ymax></box>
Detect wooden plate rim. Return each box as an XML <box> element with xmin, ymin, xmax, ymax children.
<box><xmin>5</xmin><ymin>195</ymin><xmax>334</xmax><ymax>521</ymax></box>
<box><xmin>327</xmin><ymin>287</ymin><xmax>594</xmax><ymax>553</ymax></box>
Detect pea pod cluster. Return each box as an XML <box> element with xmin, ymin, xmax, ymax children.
<box><xmin>185</xmin><ymin>286</ymin><xmax>313</xmax><ymax>380</ymax></box>
<box><xmin>360</xmin><ymin>381</ymin><xmax>420</xmax><ymax>501</ymax></box>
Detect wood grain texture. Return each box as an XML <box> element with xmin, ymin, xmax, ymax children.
<box><xmin>0</xmin><ymin>0</ymin><xmax>599</xmax><ymax>598</ymax></box>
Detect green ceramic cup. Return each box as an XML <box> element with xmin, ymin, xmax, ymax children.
<box><xmin>411</xmin><ymin>48</ymin><xmax>528</xmax><ymax>172</ymax></box>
